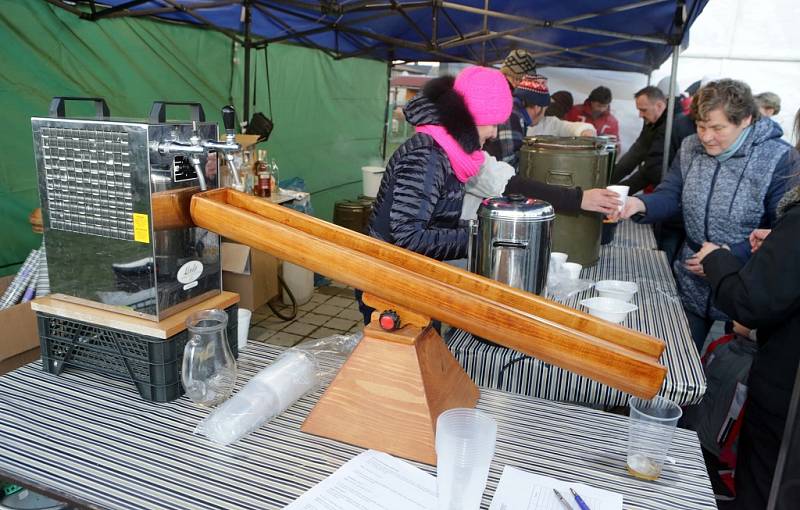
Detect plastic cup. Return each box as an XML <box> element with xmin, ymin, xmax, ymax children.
<box><xmin>237</xmin><ymin>308</ymin><xmax>252</xmax><ymax>350</ymax></box>
<box><xmin>436</xmin><ymin>408</ymin><xmax>497</xmax><ymax>510</ymax></box>
<box><xmin>607</xmin><ymin>185</ymin><xmax>630</xmax><ymax>212</ymax></box>
<box><xmin>626</xmin><ymin>396</ymin><xmax>683</xmax><ymax>481</ymax></box>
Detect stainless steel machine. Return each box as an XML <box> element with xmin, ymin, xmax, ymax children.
<box><xmin>32</xmin><ymin>97</ymin><xmax>242</xmax><ymax>320</ymax></box>
<box><xmin>468</xmin><ymin>195</ymin><xmax>554</xmax><ymax>295</ymax></box>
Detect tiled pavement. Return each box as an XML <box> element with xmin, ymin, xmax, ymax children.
<box><xmin>248</xmin><ymin>281</ymin><xmax>363</xmax><ymax>347</ymax></box>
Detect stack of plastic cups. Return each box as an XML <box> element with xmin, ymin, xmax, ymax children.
<box><xmin>435</xmin><ymin>408</ymin><xmax>497</xmax><ymax>510</ymax></box>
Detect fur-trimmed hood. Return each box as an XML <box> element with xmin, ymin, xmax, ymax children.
<box><xmin>778</xmin><ymin>183</ymin><xmax>800</xmax><ymax>218</ymax></box>
<box><xmin>402</xmin><ymin>76</ymin><xmax>480</xmax><ymax>153</ymax></box>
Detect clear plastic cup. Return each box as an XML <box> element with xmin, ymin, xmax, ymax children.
<box><xmin>435</xmin><ymin>408</ymin><xmax>497</xmax><ymax>510</ymax></box>
<box><xmin>626</xmin><ymin>396</ymin><xmax>682</xmax><ymax>481</ymax></box>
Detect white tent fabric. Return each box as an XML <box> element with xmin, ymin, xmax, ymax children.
<box><xmin>541</xmin><ymin>0</ymin><xmax>800</xmax><ymax>160</ymax></box>
<box><xmin>652</xmin><ymin>0</ymin><xmax>800</xmax><ymax>144</ymax></box>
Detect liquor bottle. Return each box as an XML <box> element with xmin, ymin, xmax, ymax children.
<box><xmin>255</xmin><ymin>150</ymin><xmax>272</xmax><ymax>198</ymax></box>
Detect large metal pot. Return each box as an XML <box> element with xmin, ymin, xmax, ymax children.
<box><xmin>519</xmin><ymin>136</ymin><xmax>610</xmax><ymax>266</ymax></box>
<box><xmin>468</xmin><ymin>195</ymin><xmax>554</xmax><ymax>295</ymax></box>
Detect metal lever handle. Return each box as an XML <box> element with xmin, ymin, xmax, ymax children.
<box><xmin>149</xmin><ymin>101</ymin><xmax>206</xmax><ymax>124</ymax></box>
<box><xmin>48</xmin><ymin>97</ymin><xmax>110</xmax><ymax>119</ymax></box>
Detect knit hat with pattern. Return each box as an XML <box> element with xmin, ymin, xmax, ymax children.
<box><xmin>500</xmin><ymin>49</ymin><xmax>537</xmax><ymax>83</ymax></box>
<box><xmin>513</xmin><ymin>74</ymin><xmax>550</xmax><ymax>107</ymax></box>
<box><xmin>453</xmin><ymin>66</ymin><xmax>513</xmax><ymax>125</ymax></box>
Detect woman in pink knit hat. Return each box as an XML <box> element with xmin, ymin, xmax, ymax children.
<box><xmin>356</xmin><ymin>66</ymin><xmax>512</xmax><ymax>323</ymax></box>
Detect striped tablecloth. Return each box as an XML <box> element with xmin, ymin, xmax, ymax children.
<box><xmin>449</xmin><ymin>244</ymin><xmax>706</xmax><ymax>407</ymax></box>
<box><xmin>609</xmin><ymin>220</ymin><xmax>659</xmax><ymax>249</ymax></box>
<box><xmin>0</xmin><ymin>343</ymin><xmax>716</xmax><ymax>510</ymax></box>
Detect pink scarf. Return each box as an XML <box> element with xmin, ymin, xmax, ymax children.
<box><xmin>416</xmin><ymin>125</ymin><xmax>485</xmax><ymax>183</ymax></box>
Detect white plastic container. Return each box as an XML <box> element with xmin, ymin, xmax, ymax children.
<box><xmin>595</xmin><ymin>280</ymin><xmax>638</xmax><ymax>302</ymax></box>
<box><xmin>282</xmin><ymin>262</ymin><xmax>314</xmax><ymax>305</ymax></box>
<box><xmin>361</xmin><ymin>166</ymin><xmax>385</xmax><ymax>198</ymax></box>
<box><xmin>580</xmin><ymin>297</ymin><xmax>638</xmax><ymax>324</ymax></box>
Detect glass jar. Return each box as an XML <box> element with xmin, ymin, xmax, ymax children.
<box><xmin>182</xmin><ymin>309</ymin><xmax>237</xmax><ymax>407</ymax></box>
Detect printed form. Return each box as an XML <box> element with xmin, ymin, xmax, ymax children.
<box><xmin>489</xmin><ymin>465</ymin><xmax>623</xmax><ymax>510</ymax></box>
<box><xmin>284</xmin><ymin>450</ymin><xmax>436</xmax><ymax>510</ymax></box>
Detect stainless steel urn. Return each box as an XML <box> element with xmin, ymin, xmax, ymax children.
<box><xmin>468</xmin><ymin>195</ymin><xmax>555</xmax><ymax>295</ymax></box>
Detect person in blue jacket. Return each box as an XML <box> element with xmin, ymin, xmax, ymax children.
<box><xmin>618</xmin><ymin>79</ymin><xmax>799</xmax><ymax>352</ymax></box>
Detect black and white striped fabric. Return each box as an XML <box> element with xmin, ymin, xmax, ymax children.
<box><xmin>449</xmin><ymin>243</ymin><xmax>706</xmax><ymax>407</ymax></box>
<box><xmin>0</xmin><ymin>343</ymin><xmax>716</xmax><ymax>510</ymax></box>
<box><xmin>609</xmin><ymin>220</ymin><xmax>658</xmax><ymax>249</ymax></box>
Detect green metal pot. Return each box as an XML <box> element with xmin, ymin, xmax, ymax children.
<box><xmin>519</xmin><ymin>136</ymin><xmax>610</xmax><ymax>266</ymax></box>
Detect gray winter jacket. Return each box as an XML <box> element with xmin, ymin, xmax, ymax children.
<box><xmin>638</xmin><ymin>117</ymin><xmax>799</xmax><ymax>319</ymax></box>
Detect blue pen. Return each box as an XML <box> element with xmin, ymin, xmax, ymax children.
<box><xmin>570</xmin><ymin>488</ymin><xmax>592</xmax><ymax>510</ymax></box>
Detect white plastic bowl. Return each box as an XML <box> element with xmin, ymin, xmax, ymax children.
<box><xmin>580</xmin><ymin>297</ymin><xmax>638</xmax><ymax>324</ymax></box>
<box><xmin>562</xmin><ymin>262</ymin><xmax>582</xmax><ymax>280</ymax></box>
<box><xmin>595</xmin><ymin>280</ymin><xmax>638</xmax><ymax>302</ymax></box>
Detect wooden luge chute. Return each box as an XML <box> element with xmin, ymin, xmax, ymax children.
<box><xmin>188</xmin><ymin>188</ymin><xmax>668</xmax><ymax>463</ymax></box>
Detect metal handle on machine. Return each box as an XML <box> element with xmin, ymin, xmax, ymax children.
<box><xmin>546</xmin><ymin>171</ymin><xmax>575</xmax><ymax>187</ymax></box>
<box><xmin>149</xmin><ymin>101</ymin><xmax>206</xmax><ymax>123</ymax></box>
<box><xmin>467</xmin><ymin>220</ymin><xmax>478</xmax><ymax>273</ymax></box>
<box><xmin>48</xmin><ymin>97</ymin><xmax>110</xmax><ymax>119</ymax></box>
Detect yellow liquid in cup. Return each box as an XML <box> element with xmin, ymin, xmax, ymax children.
<box><xmin>626</xmin><ymin>453</ymin><xmax>662</xmax><ymax>481</ymax></box>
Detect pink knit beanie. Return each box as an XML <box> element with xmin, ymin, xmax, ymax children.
<box><xmin>453</xmin><ymin>66</ymin><xmax>513</xmax><ymax>126</ymax></box>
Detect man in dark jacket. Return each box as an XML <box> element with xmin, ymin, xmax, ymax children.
<box><xmin>696</xmin><ymin>183</ymin><xmax>800</xmax><ymax>509</ymax></box>
<box><xmin>611</xmin><ymin>86</ymin><xmax>694</xmax><ymax>193</ymax></box>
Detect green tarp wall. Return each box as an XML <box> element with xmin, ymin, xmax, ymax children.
<box><xmin>0</xmin><ymin>0</ymin><xmax>388</xmax><ymax>276</ymax></box>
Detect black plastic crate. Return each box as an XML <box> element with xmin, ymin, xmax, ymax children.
<box><xmin>37</xmin><ymin>305</ymin><xmax>238</xmax><ymax>402</ymax></box>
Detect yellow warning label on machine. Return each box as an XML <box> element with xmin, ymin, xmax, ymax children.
<box><xmin>133</xmin><ymin>213</ymin><xmax>150</xmax><ymax>243</ymax></box>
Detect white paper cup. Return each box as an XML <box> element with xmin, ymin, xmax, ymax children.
<box><xmin>607</xmin><ymin>185</ymin><xmax>630</xmax><ymax>211</ymax></box>
<box><xmin>237</xmin><ymin>308</ymin><xmax>252</xmax><ymax>350</ymax></box>
<box><xmin>436</xmin><ymin>408</ymin><xmax>497</xmax><ymax>510</ymax></box>
<box><xmin>562</xmin><ymin>262</ymin><xmax>582</xmax><ymax>280</ymax></box>
<box><xmin>550</xmin><ymin>252</ymin><xmax>568</xmax><ymax>271</ymax></box>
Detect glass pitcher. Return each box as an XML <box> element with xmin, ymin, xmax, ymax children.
<box><xmin>182</xmin><ymin>309</ymin><xmax>237</xmax><ymax>406</ymax></box>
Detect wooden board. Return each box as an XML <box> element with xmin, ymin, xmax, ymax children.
<box><xmin>302</xmin><ymin>324</ymin><xmax>479</xmax><ymax>465</ymax></box>
<box><xmin>191</xmin><ymin>189</ymin><xmax>667</xmax><ymax>399</ymax></box>
<box><xmin>31</xmin><ymin>292</ymin><xmax>240</xmax><ymax>339</ymax></box>
<box><xmin>224</xmin><ymin>188</ymin><xmax>664</xmax><ymax>359</ymax></box>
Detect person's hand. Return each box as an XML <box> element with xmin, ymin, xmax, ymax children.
<box><xmin>732</xmin><ymin>321</ymin><xmax>752</xmax><ymax>338</ymax></box>
<box><xmin>617</xmin><ymin>196</ymin><xmax>646</xmax><ymax>220</ymax></box>
<box><xmin>581</xmin><ymin>188</ymin><xmax>622</xmax><ymax>215</ymax></box>
<box><xmin>749</xmin><ymin>228</ymin><xmax>771</xmax><ymax>252</ymax></box>
<box><xmin>684</xmin><ymin>254</ymin><xmax>707</xmax><ymax>277</ymax></box>
<box><xmin>694</xmin><ymin>241</ymin><xmax>721</xmax><ymax>263</ymax></box>
<box><xmin>579</xmin><ymin>129</ymin><xmax>595</xmax><ymax>137</ymax></box>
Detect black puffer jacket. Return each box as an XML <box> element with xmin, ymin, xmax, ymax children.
<box><xmin>702</xmin><ymin>184</ymin><xmax>800</xmax><ymax>509</ymax></box>
<box><xmin>369</xmin><ymin>76</ymin><xmax>480</xmax><ymax>261</ymax></box>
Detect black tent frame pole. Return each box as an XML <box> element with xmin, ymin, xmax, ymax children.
<box><xmin>660</xmin><ymin>45</ymin><xmax>679</xmax><ymax>182</ymax></box>
<box><xmin>243</xmin><ymin>1</ymin><xmax>252</xmax><ymax>128</ymax></box>
<box><xmin>381</xmin><ymin>54</ymin><xmax>393</xmax><ymax>161</ymax></box>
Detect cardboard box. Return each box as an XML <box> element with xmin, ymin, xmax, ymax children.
<box><xmin>0</xmin><ymin>275</ymin><xmax>41</xmax><ymax>374</ymax></box>
<box><xmin>221</xmin><ymin>242</ymin><xmax>279</xmax><ymax>311</ymax></box>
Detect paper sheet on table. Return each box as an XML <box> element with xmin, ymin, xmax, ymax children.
<box><xmin>489</xmin><ymin>465</ymin><xmax>623</xmax><ymax>510</ymax></box>
<box><xmin>284</xmin><ymin>449</ymin><xmax>436</xmax><ymax>509</ymax></box>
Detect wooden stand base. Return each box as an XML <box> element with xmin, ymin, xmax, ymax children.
<box><xmin>301</xmin><ymin>322</ymin><xmax>479</xmax><ymax>465</ymax></box>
